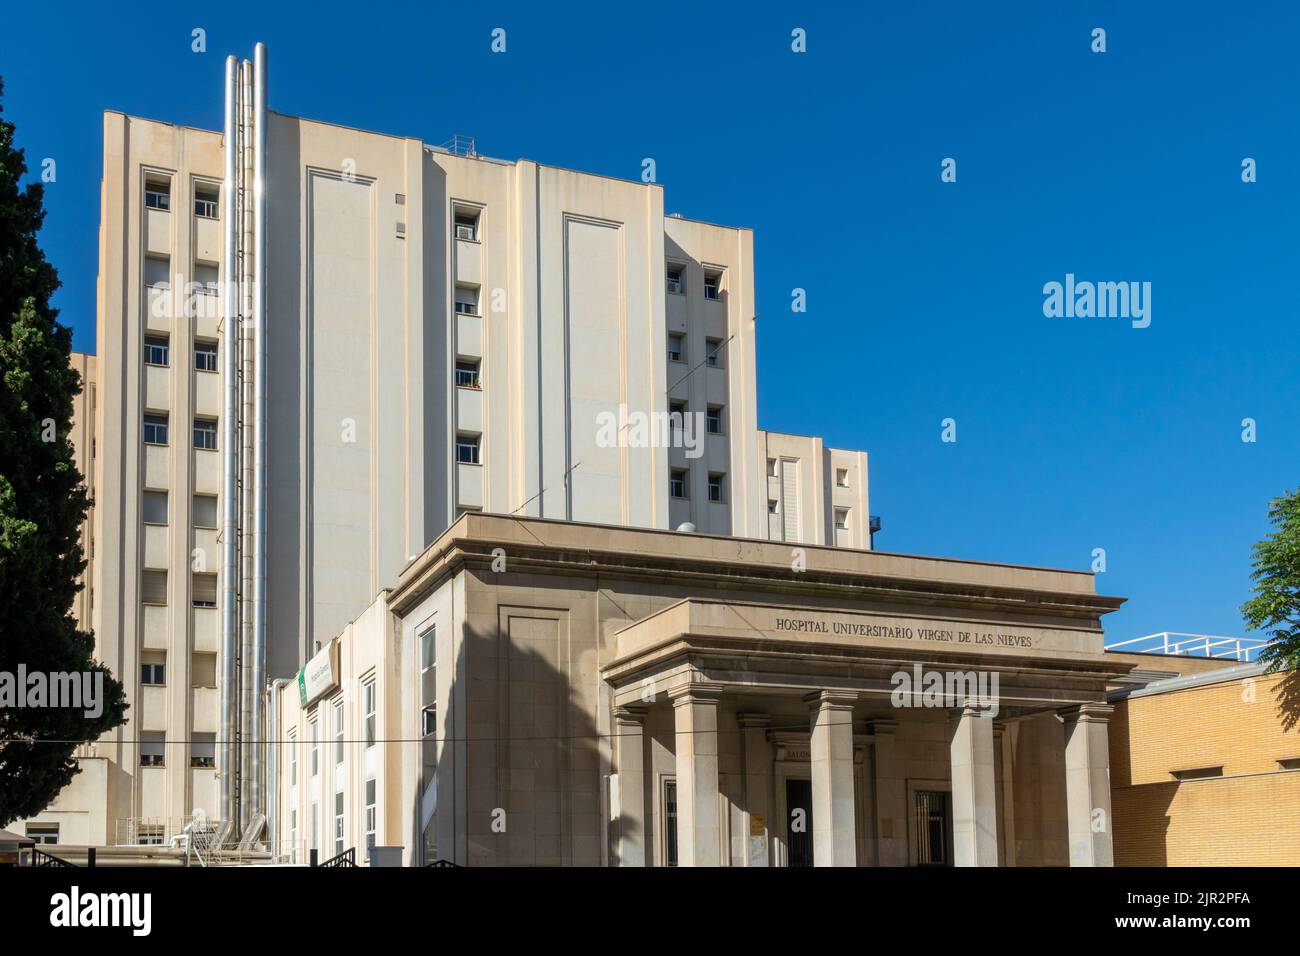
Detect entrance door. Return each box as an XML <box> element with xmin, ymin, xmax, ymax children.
<box><xmin>786</xmin><ymin>778</ymin><xmax>814</xmax><ymax>867</ymax></box>
<box><xmin>914</xmin><ymin>790</ymin><xmax>953</xmax><ymax>866</ymax></box>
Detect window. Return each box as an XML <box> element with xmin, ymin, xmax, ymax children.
<box><xmin>311</xmin><ymin>800</ymin><xmax>319</xmax><ymax>853</ymax></box>
<box><xmin>706</xmin><ymin>406</ymin><xmax>723</xmax><ymax>434</ymax></box>
<box><xmin>454</xmin><ymin>209</ymin><xmax>479</xmax><ymax>240</ymax></box>
<box><xmin>705</xmin><ymin>337</ymin><xmax>723</xmax><ymax>367</ymax></box>
<box><xmin>668</xmin><ymin>333</ymin><xmax>684</xmax><ymax>363</ymax></box>
<box><xmin>365</xmin><ymin>778</ymin><xmax>377</xmax><ymax>850</ymax></box>
<box><xmin>768</xmin><ymin>499</ymin><xmax>778</xmax><ymax>515</ymax></box>
<box><xmin>191</xmin><ymin>652</ymin><xmax>217</xmax><ymax>688</ymax></box>
<box><xmin>334</xmin><ymin>791</ymin><xmax>344</xmax><ymax>857</ymax></box>
<box><xmin>666</xmin><ymin>266</ymin><xmax>684</xmax><ymax>295</ymax></box>
<box><xmin>669</xmin><ymin>400</ymin><xmax>687</xmax><ymax>433</ymax></box>
<box><xmin>454</xmin><ymin>286</ymin><xmax>479</xmax><ymax>315</ymax></box>
<box><xmin>663</xmin><ymin>778</ymin><xmax>678</xmax><ymax>867</ymax></box>
<box><xmin>194</xmin><ymin>185</ymin><xmax>219</xmax><ymax>219</ymax></box>
<box><xmin>1171</xmin><ymin>766</ymin><xmax>1223</xmax><ymax>781</ymax></box>
<box><xmin>420</xmin><ymin>625</ymin><xmax>436</xmax><ymax>672</ymax></box>
<box><xmin>143</xmin><ymin>413</ymin><xmax>169</xmax><ymax>446</ymax></box>
<box><xmin>703</xmin><ymin>271</ymin><xmax>722</xmax><ymax>300</ymax></box>
<box><xmin>191</xmin><ymin>732</ymin><xmax>216</xmax><ymax>769</ymax></box>
<box><xmin>835</xmin><ymin>508</ymin><xmax>849</xmax><ymax>531</ymax></box>
<box><xmin>708</xmin><ymin>472</ymin><xmax>725</xmax><ymax>503</ymax></box>
<box><xmin>455</xmin><ymin>359</ymin><xmax>481</xmax><ymax>388</ymax></box>
<box><xmin>141</xmin><ymin>569</ymin><xmax>168</xmax><ymax>606</ymax></box>
<box><xmin>836</xmin><ymin>468</ymin><xmax>849</xmax><ymax>488</ymax></box>
<box><xmin>140</xmin><ymin>731</ymin><xmax>166</xmax><ymax>767</ymax></box>
<box><xmin>138</xmin><ymin>825</ymin><xmax>165</xmax><ymax>846</ymax></box>
<box><xmin>142</xmin><ymin>490</ymin><xmax>168</xmax><ymax>525</ymax></box>
<box><xmin>194</xmin><ymin>417</ymin><xmax>218</xmax><ymax>451</ymax></box>
<box><xmin>289</xmin><ymin>730</ymin><xmax>298</xmax><ymax>784</ymax></box>
<box><xmin>192</xmin><ymin>572</ymin><xmax>218</xmax><ymax>608</ymax></box>
<box><xmin>27</xmin><ymin>823</ymin><xmax>59</xmax><ymax>845</ymax></box>
<box><xmin>141</xmin><ymin>652</ymin><xmax>166</xmax><ymax>686</ymax></box>
<box><xmin>767</xmin><ymin>458</ymin><xmax>777</xmax><ymax>477</ymax></box>
<box><xmin>144</xmin><ymin>180</ymin><xmax>170</xmax><ymax>211</ymax></box>
<box><xmin>193</xmin><ymin>494</ymin><xmax>218</xmax><ymax>529</ymax></box>
<box><xmin>333</xmin><ymin>697</ymin><xmax>345</xmax><ymax>765</ymax></box>
<box><xmin>195</xmin><ymin>340</ymin><xmax>218</xmax><ymax>372</ymax></box>
<box><xmin>422</xmin><ymin>704</ymin><xmax>437</xmax><ymax>738</ymax></box>
<box><xmin>670</xmin><ymin>469</ymin><xmax>688</xmax><ymax>499</ymax></box>
<box><xmin>456</xmin><ymin>433</ymin><xmax>480</xmax><ymax>464</ymax></box>
<box><xmin>1279</xmin><ymin>757</ymin><xmax>1300</xmax><ymax>771</ymax></box>
<box><xmin>309</xmin><ymin>718</ymin><xmax>319</xmax><ymax>778</ymax></box>
<box><xmin>144</xmin><ymin>255</ymin><xmax>170</xmax><ymax>288</ymax></box>
<box><xmin>363</xmin><ymin>678</ymin><xmax>377</xmax><ymax>749</ymax></box>
<box><xmin>144</xmin><ymin>335</ymin><xmax>169</xmax><ymax>367</ymax></box>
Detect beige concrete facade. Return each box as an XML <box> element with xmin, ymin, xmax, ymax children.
<box><xmin>275</xmin><ymin>513</ymin><xmax>1128</xmax><ymax>866</ymax></box>
<box><xmin>23</xmin><ymin>94</ymin><xmax>871</xmax><ymax>845</ymax></box>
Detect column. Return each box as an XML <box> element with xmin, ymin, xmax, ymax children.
<box><xmin>949</xmin><ymin>703</ymin><xmax>998</xmax><ymax>866</ymax></box>
<box><xmin>671</xmin><ymin>689</ymin><xmax>722</xmax><ymax>866</ymax></box>
<box><xmin>1061</xmin><ymin>703</ymin><xmax>1114</xmax><ymax>867</ymax></box>
<box><xmin>738</xmin><ymin>713</ymin><xmax>771</xmax><ymax>866</ymax></box>
<box><xmin>808</xmin><ymin>691</ymin><xmax>857</xmax><ymax>867</ymax></box>
<box><xmin>872</xmin><ymin>719</ymin><xmax>907</xmax><ymax>866</ymax></box>
<box><xmin>614</xmin><ymin>705</ymin><xmax>647</xmax><ymax>867</ymax></box>
<box><xmin>993</xmin><ymin>720</ymin><xmax>1017</xmax><ymax>866</ymax></box>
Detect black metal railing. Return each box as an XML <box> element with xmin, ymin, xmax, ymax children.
<box><xmin>29</xmin><ymin>848</ymin><xmax>76</xmax><ymax>867</ymax></box>
<box><xmin>318</xmin><ymin>847</ymin><xmax>356</xmax><ymax>868</ymax></box>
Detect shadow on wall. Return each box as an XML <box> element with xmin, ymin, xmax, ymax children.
<box><xmin>1274</xmin><ymin>669</ymin><xmax>1300</xmax><ymax>733</ymax></box>
<box><xmin>413</xmin><ymin>603</ymin><xmax>616</xmax><ymax>867</ymax></box>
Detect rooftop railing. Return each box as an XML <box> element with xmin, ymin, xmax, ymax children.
<box><xmin>1105</xmin><ymin>631</ymin><xmax>1275</xmax><ymax>663</ymax></box>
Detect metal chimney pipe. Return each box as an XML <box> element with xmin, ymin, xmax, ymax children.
<box><xmin>219</xmin><ymin>53</ymin><xmax>240</xmax><ymax>828</ymax></box>
<box><xmin>250</xmin><ymin>41</ymin><xmax>269</xmax><ymax>821</ymax></box>
<box><xmin>238</xmin><ymin>57</ymin><xmax>255</xmax><ymax>833</ymax></box>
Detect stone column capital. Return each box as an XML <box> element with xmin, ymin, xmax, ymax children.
<box><xmin>669</xmin><ymin>687</ymin><xmax>724</xmax><ymax>709</ymax></box>
<box><xmin>1060</xmin><ymin>702</ymin><xmax>1113</xmax><ymax>725</ymax></box>
<box><xmin>614</xmin><ymin>704</ymin><xmax>648</xmax><ymax>726</ymax></box>
<box><xmin>804</xmin><ymin>690</ymin><xmax>858</xmax><ymax>712</ymax></box>
<box><xmin>953</xmin><ymin>701</ymin><xmax>997</xmax><ymax>720</ymax></box>
<box><xmin>736</xmin><ymin>711</ymin><xmax>771</xmax><ymax>729</ymax></box>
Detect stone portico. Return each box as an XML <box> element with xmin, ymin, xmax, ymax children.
<box><xmin>602</xmin><ymin>599</ymin><xmax>1124</xmax><ymax>867</ymax></box>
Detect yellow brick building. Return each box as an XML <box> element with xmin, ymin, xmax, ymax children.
<box><xmin>1107</xmin><ymin>659</ymin><xmax>1300</xmax><ymax>866</ymax></box>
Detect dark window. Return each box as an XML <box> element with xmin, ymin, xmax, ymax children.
<box><xmin>143</xmin><ymin>414</ymin><xmax>169</xmax><ymax>446</ymax></box>
<box><xmin>456</xmin><ymin>434</ymin><xmax>480</xmax><ymax>464</ymax></box>
<box><xmin>708</xmin><ymin>472</ymin><xmax>725</xmax><ymax>503</ymax></box>
<box><xmin>670</xmin><ymin>469</ymin><xmax>688</xmax><ymax>499</ymax></box>
<box><xmin>706</xmin><ymin>406</ymin><xmax>723</xmax><ymax>434</ymax></box>
<box><xmin>195</xmin><ymin>341</ymin><xmax>218</xmax><ymax>372</ymax></box>
<box><xmin>144</xmin><ymin>183</ymin><xmax>170</xmax><ymax>211</ymax></box>
<box><xmin>141</xmin><ymin>661</ymin><xmax>165</xmax><ymax>685</ymax></box>
<box><xmin>455</xmin><ymin>360</ymin><xmax>480</xmax><ymax>388</ymax></box>
<box><xmin>194</xmin><ymin>418</ymin><xmax>218</xmax><ymax>450</ymax></box>
<box><xmin>705</xmin><ymin>338</ymin><xmax>723</xmax><ymax>367</ymax></box>
<box><xmin>703</xmin><ymin>272</ymin><xmax>722</xmax><ymax>300</ymax></box>
<box><xmin>144</xmin><ymin>335</ymin><xmax>169</xmax><ymax>367</ymax></box>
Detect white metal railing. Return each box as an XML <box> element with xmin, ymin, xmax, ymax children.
<box><xmin>438</xmin><ymin>134</ymin><xmax>477</xmax><ymax>157</ymax></box>
<box><xmin>1106</xmin><ymin>631</ymin><xmax>1275</xmax><ymax>662</ymax></box>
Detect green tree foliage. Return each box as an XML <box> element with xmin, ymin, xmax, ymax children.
<box><xmin>0</xmin><ymin>76</ymin><xmax>127</xmax><ymax>825</ymax></box>
<box><xmin>1242</xmin><ymin>489</ymin><xmax>1300</xmax><ymax>674</ymax></box>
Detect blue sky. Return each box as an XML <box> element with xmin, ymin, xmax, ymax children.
<box><xmin>4</xmin><ymin>1</ymin><xmax>1297</xmax><ymax>643</ymax></box>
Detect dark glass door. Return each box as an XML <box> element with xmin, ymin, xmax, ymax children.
<box><xmin>786</xmin><ymin>778</ymin><xmax>814</xmax><ymax>867</ymax></box>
